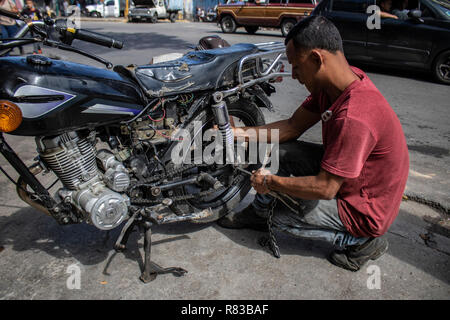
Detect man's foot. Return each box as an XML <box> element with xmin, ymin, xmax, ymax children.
<box><xmin>217</xmin><ymin>205</ymin><xmax>268</xmax><ymax>232</ymax></box>
<box><xmin>327</xmin><ymin>236</ymin><xmax>389</xmax><ymax>272</ymax></box>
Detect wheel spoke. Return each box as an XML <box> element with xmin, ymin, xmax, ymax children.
<box><xmin>439</xmin><ymin>63</ymin><xmax>450</xmax><ymax>80</ymax></box>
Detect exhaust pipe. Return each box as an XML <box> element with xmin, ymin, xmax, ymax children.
<box><xmin>16</xmin><ymin>163</ymin><xmax>51</xmax><ymax>216</ymax></box>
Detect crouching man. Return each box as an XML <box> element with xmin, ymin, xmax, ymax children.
<box><xmin>217</xmin><ymin>16</ymin><xmax>409</xmax><ymax>271</ymax></box>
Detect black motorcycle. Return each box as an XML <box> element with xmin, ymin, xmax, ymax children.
<box><xmin>0</xmin><ymin>8</ymin><xmax>289</xmax><ymax>283</ymax></box>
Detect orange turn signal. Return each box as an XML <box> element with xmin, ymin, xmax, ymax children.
<box><xmin>0</xmin><ymin>100</ymin><xmax>23</xmax><ymax>133</ymax></box>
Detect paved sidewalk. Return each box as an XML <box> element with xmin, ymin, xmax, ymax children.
<box><xmin>0</xmin><ymin>135</ymin><xmax>448</xmax><ymax>300</ymax></box>
<box><xmin>79</xmin><ymin>17</ymin><xmax>192</xmax><ymax>23</ymax></box>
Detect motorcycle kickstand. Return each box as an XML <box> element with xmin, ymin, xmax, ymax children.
<box><xmin>114</xmin><ymin>211</ymin><xmax>139</xmax><ymax>252</ymax></box>
<box><xmin>139</xmin><ymin>220</ymin><xmax>188</xmax><ymax>283</ymax></box>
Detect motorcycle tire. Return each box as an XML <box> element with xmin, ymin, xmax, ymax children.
<box><xmin>169</xmin><ymin>97</ymin><xmax>266</xmax><ymax>223</ymax></box>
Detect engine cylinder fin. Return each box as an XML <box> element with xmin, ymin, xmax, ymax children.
<box><xmin>38</xmin><ymin>131</ymin><xmax>99</xmax><ymax>190</ymax></box>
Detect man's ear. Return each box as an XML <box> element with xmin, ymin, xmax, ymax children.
<box><xmin>310</xmin><ymin>49</ymin><xmax>324</xmax><ymax>69</ymax></box>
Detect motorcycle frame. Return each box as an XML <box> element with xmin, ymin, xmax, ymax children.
<box><xmin>218</xmin><ymin>42</ymin><xmax>291</xmax><ymax>98</ymax></box>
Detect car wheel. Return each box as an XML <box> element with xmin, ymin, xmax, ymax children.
<box><xmin>220</xmin><ymin>16</ymin><xmax>237</xmax><ymax>33</ymax></box>
<box><xmin>281</xmin><ymin>19</ymin><xmax>296</xmax><ymax>37</ymax></box>
<box><xmin>169</xmin><ymin>12</ymin><xmax>177</xmax><ymax>22</ymax></box>
<box><xmin>433</xmin><ymin>50</ymin><xmax>450</xmax><ymax>85</ymax></box>
<box><xmin>151</xmin><ymin>13</ymin><xmax>158</xmax><ymax>23</ymax></box>
<box><xmin>244</xmin><ymin>26</ymin><xmax>258</xmax><ymax>34</ymax></box>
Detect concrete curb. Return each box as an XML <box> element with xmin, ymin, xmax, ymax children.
<box><xmin>80</xmin><ymin>18</ymin><xmax>126</xmax><ymax>23</ymax></box>
<box><xmin>404</xmin><ymin>192</ymin><xmax>450</xmax><ymax>215</ymax></box>
<box><xmin>79</xmin><ymin>17</ymin><xmax>192</xmax><ymax>23</ymax></box>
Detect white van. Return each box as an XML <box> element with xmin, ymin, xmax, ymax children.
<box><xmin>85</xmin><ymin>0</ymin><xmax>126</xmax><ymax>18</ymax></box>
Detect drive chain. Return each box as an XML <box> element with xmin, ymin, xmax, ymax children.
<box><xmin>130</xmin><ymin>164</ymin><xmax>244</xmax><ymax>205</ymax></box>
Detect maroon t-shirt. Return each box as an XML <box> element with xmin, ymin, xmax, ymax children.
<box><xmin>301</xmin><ymin>67</ymin><xmax>409</xmax><ymax>238</ymax></box>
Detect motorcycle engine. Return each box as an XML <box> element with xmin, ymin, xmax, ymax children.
<box><xmin>36</xmin><ymin>131</ymin><xmax>130</xmax><ymax>230</ymax></box>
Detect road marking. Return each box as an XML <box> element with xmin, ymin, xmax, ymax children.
<box><xmin>410</xmin><ymin>169</ymin><xmax>435</xmax><ymax>179</ymax></box>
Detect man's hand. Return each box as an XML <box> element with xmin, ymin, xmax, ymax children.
<box><xmin>250</xmin><ymin>168</ymin><xmax>272</xmax><ymax>194</ymax></box>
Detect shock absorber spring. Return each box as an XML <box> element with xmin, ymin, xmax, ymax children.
<box><xmin>211</xmin><ymin>92</ymin><xmax>234</xmax><ymax>163</ymax></box>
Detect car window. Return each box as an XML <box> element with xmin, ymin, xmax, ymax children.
<box><xmin>313</xmin><ymin>0</ymin><xmax>332</xmax><ymax>12</ymax></box>
<box><xmin>429</xmin><ymin>0</ymin><xmax>450</xmax><ymax>20</ymax></box>
<box><xmin>419</xmin><ymin>1</ymin><xmax>437</xmax><ymax>18</ymax></box>
<box><xmin>269</xmin><ymin>0</ymin><xmax>281</xmax><ymax>3</ymax></box>
<box><xmin>106</xmin><ymin>0</ymin><xmax>114</xmax><ymax>5</ymax></box>
<box><xmin>332</xmin><ymin>0</ymin><xmax>368</xmax><ymax>13</ymax></box>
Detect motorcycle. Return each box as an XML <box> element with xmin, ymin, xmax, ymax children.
<box><xmin>205</xmin><ymin>7</ymin><xmax>217</xmax><ymax>22</ymax></box>
<box><xmin>0</xmin><ymin>8</ymin><xmax>290</xmax><ymax>283</ymax></box>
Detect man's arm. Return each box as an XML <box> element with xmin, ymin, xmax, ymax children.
<box><xmin>380</xmin><ymin>11</ymin><xmax>398</xmax><ymax>19</ymax></box>
<box><xmin>233</xmin><ymin>105</ymin><xmax>321</xmax><ymax>144</ymax></box>
<box><xmin>252</xmin><ymin>168</ymin><xmax>344</xmax><ymax>200</ymax></box>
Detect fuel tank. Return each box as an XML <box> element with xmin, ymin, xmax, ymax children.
<box><xmin>0</xmin><ymin>55</ymin><xmax>146</xmax><ymax>136</ymax></box>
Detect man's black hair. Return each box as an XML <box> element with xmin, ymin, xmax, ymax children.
<box><xmin>284</xmin><ymin>16</ymin><xmax>344</xmax><ymax>53</ymax></box>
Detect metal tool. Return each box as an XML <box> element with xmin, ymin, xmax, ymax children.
<box><xmin>235</xmin><ymin>166</ymin><xmax>299</xmax><ymax>214</ymax></box>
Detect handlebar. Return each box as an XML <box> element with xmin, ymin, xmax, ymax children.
<box><xmin>0</xmin><ymin>8</ymin><xmax>123</xmax><ymax>50</ymax></box>
<box><xmin>0</xmin><ymin>7</ymin><xmax>20</xmax><ymax>20</ymax></box>
<box><xmin>0</xmin><ymin>9</ymin><xmax>122</xmax><ymax>68</ymax></box>
<box><xmin>69</xmin><ymin>28</ymin><xmax>123</xmax><ymax>49</ymax></box>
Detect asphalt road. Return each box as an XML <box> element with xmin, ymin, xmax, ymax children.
<box><xmin>0</xmin><ymin>21</ymin><xmax>449</xmax><ymax>300</ymax></box>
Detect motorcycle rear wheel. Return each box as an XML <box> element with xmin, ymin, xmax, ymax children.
<box><xmin>169</xmin><ymin>98</ymin><xmax>265</xmax><ymax>223</ymax></box>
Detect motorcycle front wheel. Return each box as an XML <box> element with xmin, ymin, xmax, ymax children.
<box><xmin>169</xmin><ymin>97</ymin><xmax>266</xmax><ymax>223</ymax></box>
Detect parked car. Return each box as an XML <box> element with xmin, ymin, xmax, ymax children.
<box><xmin>128</xmin><ymin>0</ymin><xmax>180</xmax><ymax>23</ymax></box>
<box><xmin>84</xmin><ymin>0</ymin><xmax>127</xmax><ymax>17</ymax></box>
<box><xmin>217</xmin><ymin>0</ymin><xmax>317</xmax><ymax>36</ymax></box>
<box><xmin>312</xmin><ymin>0</ymin><xmax>450</xmax><ymax>84</ymax></box>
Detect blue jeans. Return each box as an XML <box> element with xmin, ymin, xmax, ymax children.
<box><xmin>1</xmin><ymin>24</ymin><xmax>22</xmax><ymax>55</ymax></box>
<box><xmin>253</xmin><ymin>141</ymin><xmax>368</xmax><ymax>249</ymax></box>
<box><xmin>1</xmin><ymin>24</ymin><xmax>19</xmax><ymax>41</ymax></box>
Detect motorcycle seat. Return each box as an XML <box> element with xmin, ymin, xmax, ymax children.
<box><xmin>134</xmin><ymin>43</ymin><xmax>259</xmax><ymax>97</ymax></box>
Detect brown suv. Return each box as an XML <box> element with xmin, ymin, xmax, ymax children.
<box><xmin>217</xmin><ymin>0</ymin><xmax>317</xmax><ymax>37</ymax></box>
